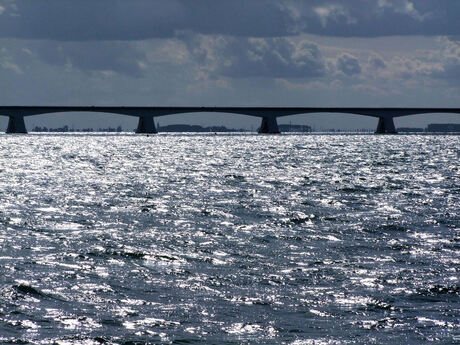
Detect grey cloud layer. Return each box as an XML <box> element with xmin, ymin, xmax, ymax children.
<box><xmin>1</xmin><ymin>0</ymin><xmax>460</xmax><ymax>40</ymax></box>
<box><xmin>12</xmin><ymin>35</ymin><xmax>460</xmax><ymax>83</ymax></box>
<box><xmin>2</xmin><ymin>0</ymin><xmax>460</xmax><ymax>90</ymax></box>
<box><xmin>219</xmin><ymin>39</ymin><xmax>325</xmax><ymax>78</ymax></box>
<box><xmin>0</xmin><ymin>0</ymin><xmax>292</xmax><ymax>40</ymax></box>
<box><xmin>336</xmin><ymin>54</ymin><xmax>361</xmax><ymax>76</ymax></box>
<box><xmin>187</xmin><ymin>36</ymin><xmax>325</xmax><ymax>79</ymax></box>
<box><xmin>36</xmin><ymin>41</ymin><xmax>147</xmax><ymax>78</ymax></box>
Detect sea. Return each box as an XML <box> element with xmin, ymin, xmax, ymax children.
<box><xmin>0</xmin><ymin>133</ymin><xmax>458</xmax><ymax>345</ymax></box>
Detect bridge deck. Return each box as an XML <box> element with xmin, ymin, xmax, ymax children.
<box><xmin>1</xmin><ymin>106</ymin><xmax>460</xmax><ymax>118</ymax></box>
<box><xmin>0</xmin><ymin>106</ymin><xmax>459</xmax><ymax>134</ymax></box>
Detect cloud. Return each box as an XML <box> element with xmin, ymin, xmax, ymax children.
<box><xmin>35</xmin><ymin>41</ymin><xmax>147</xmax><ymax>78</ymax></box>
<box><xmin>377</xmin><ymin>0</ymin><xmax>426</xmax><ymax>21</ymax></box>
<box><xmin>368</xmin><ymin>54</ymin><xmax>387</xmax><ymax>70</ymax></box>
<box><xmin>0</xmin><ymin>60</ymin><xmax>22</xmax><ymax>74</ymax></box>
<box><xmin>1</xmin><ymin>0</ymin><xmax>460</xmax><ymax>41</ymax></box>
<box><xmin>0</xmin><ymin>47</ymin><xmax>23</xmax><ymax>74</ymax></box>
<box><xmin>186</xmin><ymin>36</ymin><xmax>326</xmax><ymax>79</ymax></box>
<box><xmin>0</xmin><ymin>0</ymin><xmax>184</xmax><ymax>41</ymax></box>
<box><xmin>0</xmin><ymin>0</ymin><xmax>293</xmax><ymax>41</ymax></box>
<box><xmin>336</xmin><ymin>53</ymin><xmax>361</xmax><ymax>76</ymax></box>
<box><xmin>178</xmin><ymin>1</ymin><xmax>295</xmax><ymax>37</ymax></box>
<box><xmin>313</xmin><ymin>4</ymin><xmax>355</xmax><ymax>27</ymax></box>
<box><xmin>292</xmin><ymin>0</ymin><xmax>460</xmax><ymax>37</ymax></box>
<box><xmin>360</xmin><ymin>37</ymin><xmax>460</xmax><ymax>87</ymax></box>
<box><xmin>427</xmin><ymin>38</ymin><xmax>460</xmax><ymax>85</ymax></box>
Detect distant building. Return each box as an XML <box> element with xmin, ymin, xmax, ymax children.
<box><xmin>426</xmin><ymin>123</ymin><xmax>460</xmax><ymax>132</ymax></box>
<box><xmin>33</xmin><ymin>125</ymin><xmax>70</xmax><ymax>132</ymax></box>
<box><xmin>278</xmin><ymin>124</ymin><xmax>312</xmax><ymax>132</ymax></box>
<box><xmin>158</xmin><ymin>124</ymin><xmax>246</xmax><ymax>132</ymax></box>
<box><xmin>32</xmin><ymin>125</ymin><xmax>123</xmax><ymax>132</ymax></box>
<box><xmin>397</xmin><ymin>127</ymin><xmax>424</xmax><ymax>133</ymax></box>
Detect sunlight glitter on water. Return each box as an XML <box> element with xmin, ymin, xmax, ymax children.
<box><xmin>0</xmin><ymin>133</ymin><xmax>459</xmax><ymax>344</ymax></box>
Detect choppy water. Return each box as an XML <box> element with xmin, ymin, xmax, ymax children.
<box><xmin>0</xmin><ymin>133</ymin><xmax>459</xmax><ymax>344</ymax></box>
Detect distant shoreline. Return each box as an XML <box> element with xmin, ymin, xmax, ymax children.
<box><xmin>29</xmin><ymin>123</ymin><xmax>460</xmax><ymax>133</ymax></box>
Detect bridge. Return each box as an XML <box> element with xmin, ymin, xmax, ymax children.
<box><xmin>1</xmin><ymin>106</ymin><xmax>460</xmax><ymax>134</ymax></box>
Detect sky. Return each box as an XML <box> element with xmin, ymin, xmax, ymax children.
<box><xmin>1</xmin><ymin>0</ymin><xmax>460</xmax><ymax>130</ymax></box>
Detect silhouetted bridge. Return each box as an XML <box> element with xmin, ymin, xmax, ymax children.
<box><xmin>1</xmin><ymin>106</ymin><xmax>460</xmax><ymax>134</ymax></box>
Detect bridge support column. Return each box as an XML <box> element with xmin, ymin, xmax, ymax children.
<box><xmin>375</xmin><ymin>117</ymin><xmax>397</xmax><ymax>134</ymax></box>
<box><xmin>136</xmin><ymin>115</ymin><xmax>157</xmax><ymax>134</ymax></box>
<box><xmin>258</xmin><ymin>116</ymin><xmax>280</xmax><ymax>134</ymax></box>
<box><xmin>6</xmin><ymin>115</ymin><xmax>27</xmax><ymax>134</ymax></box>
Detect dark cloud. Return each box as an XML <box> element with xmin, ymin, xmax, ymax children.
<box><xmin>1</xmin><ymin>0</ymin><xmax>460</xmax><ymax>41</ymax></box>
<box><xmin>336</xmin><ymin>53</ymin><xmax>361</xmax><ymax>76</ymax></box>
<box><xmin>369</xmin><ymin>54</ymin><xmax>387</xmax><ymax>70</ymax></box>
<box><xmin>0</xmin><ymin>0</ymin><xmax>184</xmax><ymax>41</ymax></box>
<box><xmin>30</xmin><ymin>34</ymin><xmax>325</xmax><ymax>80</ymax></box>
<box><xmin>36</xmin><ymin>41</ymin><xmax>147</xmax><ymax>77</ymax></box>
<box><xmin>0</xmin><ymin>0</ymin><xmax>292</xmax><ymax>41</ymax></box>
<box><xmin>292</xmin><ymin>0</ymin><xmax>460</xmax><ymax>37</ymax></box>
<box><xmin>178</xmin><ymin>1</ymin><xmax>295</xmax><ymax>37</ymax></box>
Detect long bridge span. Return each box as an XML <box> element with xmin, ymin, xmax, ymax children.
<box><xmin>1</xmin><ymin>106</ymin><xmax>460</xmax><ymax>134</ymax></box>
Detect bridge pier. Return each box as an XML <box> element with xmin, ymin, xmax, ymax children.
<box><xmin>258</xmin><ymin>116</ymin><xmax>280</xmax><ymax>134</ymax></box>
<box><xmin>136</xmin><ymin>115</ymin><xmax>157</xmax><ymax>134</ymax></box>
<box><xmin>375</xmin><ymin>117</ymin><xmax>397</xmax><ymax>134</ymax></box>
<box><xmin>6</xmin><ymin>115</ymin><xmax>27</xmax><ymax>134</ymax></box>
